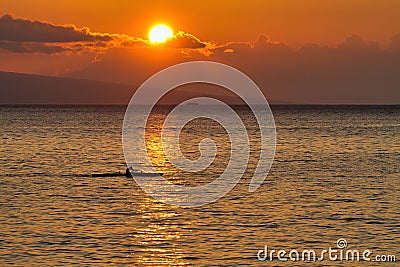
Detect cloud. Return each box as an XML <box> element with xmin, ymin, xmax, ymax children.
<box><xmin>165</xmin><ymin>31</ymin><xmax>207</xmax><ymax>49</ymax></box>
<box><xmin>210</xmin><ymin>34</ymin><xmax>290</xmax><ymax>56</ymax></box>
<box><xmin>0</xmin><ymin>14</ymin><xmax>212</xmax><ymax>55</ymax></box>
<box><xmin>162</xmin><ymin>31</ymin><xmax>214</xmax><ymax>56</ymax></box>
<box><xmin>0</xmin><ymin>39</ymin><xmax>123</xmax><ymax>55</ymax></box>
<box><xmin>0</xmin><ymin>14</ymin><xmax>114</xmax><ymax>43</ymax></box>
<box><xmin>0</xmin><ymin>14</ymin><xmax>132</xmax><ymax>54</ymax></box>
<box><xmin>0</xmin><ymin>41</ymin><xmax>67</xmax><ymax>54</ymax></box>
<box><xmin>337</xmin><ymin>35</ymin><xmax>379</xmax><ymax>50</ymax></box>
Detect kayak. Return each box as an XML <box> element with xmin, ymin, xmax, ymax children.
<box><xmin>91</xmin><ymin>168</ymin><xmax>163</xmax><ymax>178</ymax></box>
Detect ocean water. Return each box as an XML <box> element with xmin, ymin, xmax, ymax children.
<box><xmin>0</xmin><ymin>105</ymin><xmax>399</xmax><ymax>266</ymax></box>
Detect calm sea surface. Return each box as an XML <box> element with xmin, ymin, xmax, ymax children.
<box><xmin>0</xmin><ymin>105</ymin><xmax>399</xmax><ymax>266</ymax></box>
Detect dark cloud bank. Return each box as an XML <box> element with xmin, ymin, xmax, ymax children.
<box><xmin>209</xmin><ymin>34</ymin><xmax>400</xmax><ymax>104</ymax></box>
<box><xmin>0</xmin><ymin>14</ymin><xmax>112</xmax><ymax>42</ymax></box>
<box><xmin>65</xmin><ymin>33</ymin><xmax>400</xmax><ymax>104</ymax></box>
<box><xmin>0</xmin><ymin>14</ymin><xmax>209</xmax><ymax>54</ymax></box>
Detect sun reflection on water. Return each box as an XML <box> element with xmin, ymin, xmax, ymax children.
<box><xmin>132</xmin><ymin>196</ymin><xmax>189</xmax><ymax>266</ymax></box>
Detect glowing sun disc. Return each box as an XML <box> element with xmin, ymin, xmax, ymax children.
<box><xmin>149</xmin><ymin>24</ymin><xmax>173</xmax><ymax>43</ymax></box>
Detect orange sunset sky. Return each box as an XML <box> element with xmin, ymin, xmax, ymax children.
<box><xmin>1</xmin><ymin>0</ymin><xmax>400</xmax><ymax>104</ymax></box>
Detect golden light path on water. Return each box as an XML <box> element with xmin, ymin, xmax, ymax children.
<box><xmin>0</xmin><ymin>105</ymin><xmax>398</xmax><ymax>266</ymax></box>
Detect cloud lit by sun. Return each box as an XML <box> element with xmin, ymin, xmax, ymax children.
<box><xmin>149</xmin><ymin>24</ymin><xmax>173</xmax><ymax>43</ymax></box>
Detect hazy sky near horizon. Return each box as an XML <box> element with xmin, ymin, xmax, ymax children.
<box><xmin>1</xmin><ymin>1</ymin><xmax>400</xmax><ymax>103</ymax></box>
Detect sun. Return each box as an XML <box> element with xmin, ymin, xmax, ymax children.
<box><xmin>149</xmin><ymin>24</ymin><xmax>173</xmax><ymax>43</ymax></box>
